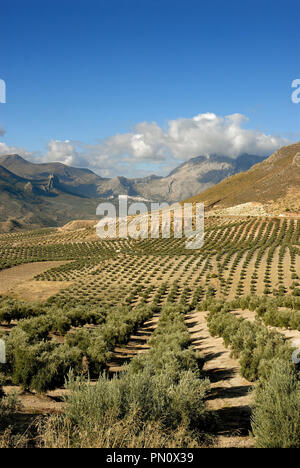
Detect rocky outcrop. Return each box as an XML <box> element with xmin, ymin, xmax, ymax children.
<box><xmin>0</xmin><ymin>153</ymin><xmax>265</xmax><ymax>204</ymax></box>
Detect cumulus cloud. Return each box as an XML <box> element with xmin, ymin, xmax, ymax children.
<box><xmin>44</xmin><ymin>139</ymin><xmax>87</xmax><ymax>167</ymax></box>
<box><xmin>75</xmin><ymin>112</ymin><xmax>289</xmax><ymax>176</ymax></box>
<box><xmin>0</xmin><ymin>141</ymin><xmax>34</xmax><ymax>159</ymax></box>
<box><xmin>0</xmin><ymin>126</ymin><xmax>37</xmax><ymax>159</ymax></box>
<box><xmin>0</xmin><ymin>113</ymin><xmax>290</xmax><ymax>177</ymax></box>
<box><xmin>92</xmin><ymin>112</ymin><xmax>288</xmax><ymax>162</ymax></box>
<box><xmin>0</xmin><ymin>142</ymin><xmax>10</xmax><ymax>155</ymax></box>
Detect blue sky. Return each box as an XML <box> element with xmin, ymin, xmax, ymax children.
<box><xmin>0</xmin><ymin>0</ymin><xmax>299</xmax><ymax>177</ymax></box>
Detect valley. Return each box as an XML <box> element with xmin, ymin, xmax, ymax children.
<box><xmin>0</xmin><ymin>152</ymin><xmax>265</xmax><ymax>231</ymax></box>
<box><xmin>0</xmin><ymin>143</ymin><xmax>299</xmax><ymax>449</ymax></box>
<box><xmin>1</xmin><ymin>0</ymin><xmax>298</xmax><ymax>452</ymax></box>
<box><xmin>0</xmin><ymin>212</ymin><xmax>299</xmax><ymax>448</ymax></box>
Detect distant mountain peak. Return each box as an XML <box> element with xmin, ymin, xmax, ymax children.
<box><xmin>185</xmin><ymin>141</ymin><xmax>300</xmax><ymax>215</ymax></box>
<box><xmin>0</xmin><ymin>149</ymin><xmax>272</xmax><ymax>231</ymax></box>
<box><xmin>0</xmin><ymin>153</ymin><xmax>28</xmax><ymax>163</ymax></box>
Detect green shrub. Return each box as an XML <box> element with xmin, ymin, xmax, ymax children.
<box><xmin>251</xmin><ymin>359</ymin><xmax>300</xmax><ymax>448</ymax></box>
<box><xmin>39</xmin><ymin>304</ymin><xmax>210</xmax><ymax>448</ymax></box>
<box><xmin>206</xmin><ymin>304</ymin><xmax>293</xmax><ymax>382</ymax></box>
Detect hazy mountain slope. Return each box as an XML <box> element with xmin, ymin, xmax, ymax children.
<box><xmin>133</xmin><ymin>154</ymin><xmax>265</xmax><ymax>202</ymax></box>
<box><xmin>0</xmin><ymin>164</ymin><xmax>29</xmax><ymax>190</ymax></box>
<box><xmin>0</xmin><ymin>162</ymin><xmax>101</xmax><ymax>229</ymax></box>
<box><xmin>186</xmin><ymin>142</ymin><xmax>300</xmax><ymax>215</ymax></box>
<box><xmin>0</xmin><ymin>151</ymin><xmax>268</xmax><ymax>231</ymax></box>
<box><xmin>0</xmin><ymin>153</ymin><xmax>265</xmax><ymax>203</ymax></box>
<box><xmin>0</xmin><ymin>154</ymin><xmax>107</xmax><ymax>198</ymax></box>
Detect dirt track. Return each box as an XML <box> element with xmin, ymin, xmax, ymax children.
<box><xmin>108</xmin><ymin>314</ymin><xmax>160</xmax><ymax>373</ymax></box>
<box><xmin>186</xmin><ymin>311</ymin><xmax>254</xmax><ymax>448</ymax></box>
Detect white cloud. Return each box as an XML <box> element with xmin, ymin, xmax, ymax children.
<box><xmin>0</xmin><ymin>113</ymin><xmax>291</xmax><ymax>177</ymax></box>
<box><xmin>0</xmin><ymin>142</ymin><xmax>10</xmax><ymax>155</ymax></box>
<box><xmin>81</xmin><ymin>113</ymin><xmax>289</xmax><ymax>174</ymax></box>
<box><xmin>44</xmin><ymin>139</ymin><xmax>87</xmax><ymax>167</ymax></box>
<box><xmin>0</xmin><ymin>141</ymin><xmax>33</xmax><ymax>159</ymax></box>
<box><xmin>160</xmin><ymin>112</ymin><xmax>288</xmax><ymax>159</ymax></box>
<box><xmin>0</xmin><ymin>126</ymin><xmax>36</xmax><ymax>159</ymax></box>
<box><xmin>74</xmin><ymin>112</ymin><xmax>289</xmax><ymax>176</ymax></box>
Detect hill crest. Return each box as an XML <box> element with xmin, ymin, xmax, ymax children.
<box><xmin>186</xmin><ymin>142</ymin><xmax>300</xmax><ymax>216</ymax></box>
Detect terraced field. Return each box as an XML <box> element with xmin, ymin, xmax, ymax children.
<box><xmin>0</xmin><ymin>216</ymin><xmax>299</xmax><ymax>448</ymax></box>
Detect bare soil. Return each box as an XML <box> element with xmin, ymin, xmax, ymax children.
<box><xmin>3</xmin><ymin>314</ymin><xmax>161</xmax><ymax>416</ymax></box>
<box><xmin>108</xmin><ymin>314</ymin><xmax>160</xmax><ymax>373</ymax></box>
<box><xmin>233</xmin><ymin>309</ymin><xmax>300</xmax><ymax>343</ymax></box>
<box><xmin>186</xmin><ymin>311</ymin><xmax>254</xmax><ymax>448</ymax></box>
<box><xmin>0</xmin><ymin>261</ymin><xmax>72</xmax><ymax>301</ymax></box>
<box><xmin>4</xmin><ymin>385</ymin><xmax>66</xmax><ymax>414</ymax></box>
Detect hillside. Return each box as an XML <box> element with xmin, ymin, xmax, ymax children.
<box><xmin>0</xmin><ymin>152</ymin><xmax>266</xmax><ymax>230</ymax></box>
<box><xmin>0</xmin><ymin>152</ymin><xmax>265</xmax><ymax>202</ymax></box>
<box><xmin>1</xmin><ymin>215</ymin><xmax>299</xmax><ymax>448</ymax></box>
<box><xmin>135</xmin><ymin>153</ymin><xmax>264</xmax><ymax>202</ymax></box>
<box><xmin>0</xmin><ymin>161</ymin><xmax>101</xmax><ymax>231</ymax></box>
<box><xmin>186</xmin><ymin>142</ymin><xmax>300</xmax><ymax>216</ymax></box>
<box><xmin>0</xmin><ymin>154</ymin><xmax>107</xmax><ymax>198</ymax></box>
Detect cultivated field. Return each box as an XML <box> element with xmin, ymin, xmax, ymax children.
<box><xmin>0</xmin><ymin>216</ymin><xmax>299</xmax><ymax>448</ymax></box>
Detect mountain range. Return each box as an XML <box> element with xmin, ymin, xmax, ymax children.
<box><xmin>0</xmin><ymin>152</ymin><xmax>266</xmax><ymax>231</ymax></box>
<box><xmin>187</xmin><ymin>141</ymin><xmax>300</xmax><ymax>216</ymax></box>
